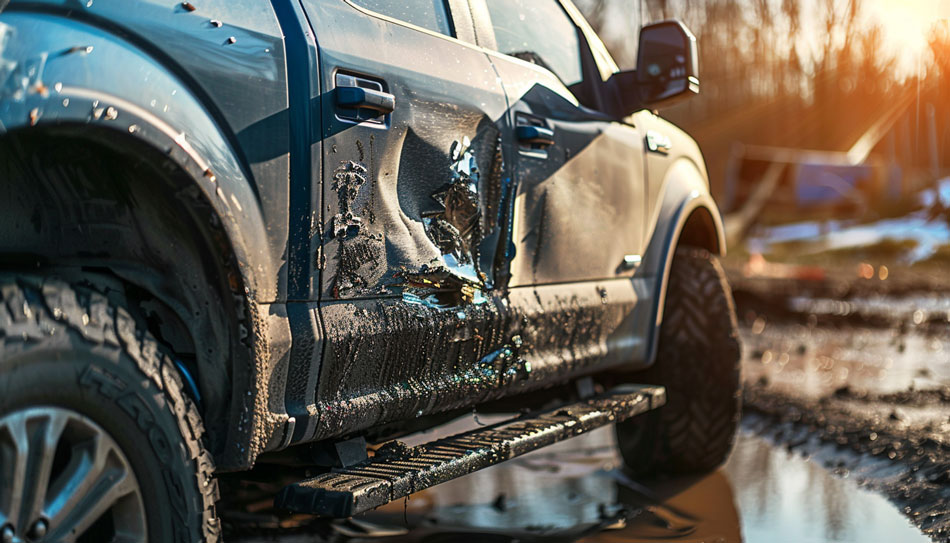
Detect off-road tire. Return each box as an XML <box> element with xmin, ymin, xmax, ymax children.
<box><xmin>616</xmin><ymin>247</ymin><xmax>741</xmax><ymax>477</ymax></box>
<box><xmin>0</xmin><ymin>275</ymin><xmax>220</xmax><ymax>542</ymax></box>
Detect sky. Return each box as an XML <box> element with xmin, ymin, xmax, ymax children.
<box><xmin>861</xmin><ymin>0</ymin><xmax>950</xmax><ymax>72</ymax></box>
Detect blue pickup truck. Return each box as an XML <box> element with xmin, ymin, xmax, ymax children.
<box><xmin>0</xmin><ymin>1</ymin><xmax>739</xmax><ymax>540</ymax></box>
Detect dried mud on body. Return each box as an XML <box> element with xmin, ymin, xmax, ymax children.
<box><xmin>730</xmin><ymin>267</ymin><xmax>950</xmax><ymax>541</ymax></box>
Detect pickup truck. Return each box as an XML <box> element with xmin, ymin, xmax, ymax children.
<box><xmin>0</xmin><ymin>1</ymin><xmax>740</xmax><ymax>541</ymax></box>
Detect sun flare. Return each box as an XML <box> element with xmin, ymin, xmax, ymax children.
<box><xmin>867</xmin><ymin>0</ymin><xmax>950</xmax><ymax>63</ymax></box>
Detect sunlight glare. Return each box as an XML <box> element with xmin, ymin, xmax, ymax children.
<box><xmin>866</xmin><ymin>0</ymin><xmax>950</xmax><ymax>65</ymax></box>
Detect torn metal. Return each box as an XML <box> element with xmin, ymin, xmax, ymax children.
<box><xmin>397</xmin><ymin>133</ymin><xmax>507</xmax><ymax>305</ymax></box>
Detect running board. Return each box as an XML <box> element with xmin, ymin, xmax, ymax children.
<box><xmin>274</xmin><ymin>384</ymin><xmax>666</xmax><ymax>518</ymax></box>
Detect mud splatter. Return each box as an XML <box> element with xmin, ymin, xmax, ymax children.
<box><xmin>333</xmin><ymin>233</ymin><xmax>383</xmax><ymax>298</ymax></box>
<box><xmin>329</xmin><ymin>159</ymin><xmax>387</xmax><ymax>298</ymax></box>
<box><xmin>331</xmin><ymin>160</ymin><xmax>367</xmax><ymax>238</ymax></box>
<box><xmin>477</xmin><ymin>334</ymin><xmax>532</xmax><ymax>385</ymax></box>
<box><xmin>482</xmin><ymin>135</ymin><xmax>505</xmax><ymax>233</ymax></box>
<box><xmin>531</xmin><ymin>189</ymin><xmax>549</xmax><ymax>284</ymax></box>
<box><xmin>373</xmin><ymin>440</ymin><xmax>412</xmax><ymax>462</ymax></box>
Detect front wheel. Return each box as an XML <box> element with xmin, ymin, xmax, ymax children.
<box><xmin>0</xmin><ymin>276</ymin><xmax>220</xmax><ymax>542</ymax></box>
<box><xmin>616</xmin><ymin>247</ymin><xmax>742</xmax><ymax>477</ymax></box>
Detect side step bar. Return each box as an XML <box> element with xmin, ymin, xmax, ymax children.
<box><xmin>274</xmin><ymin>384</ymin><xmax>666</xmax><ymax>518</ymax></box>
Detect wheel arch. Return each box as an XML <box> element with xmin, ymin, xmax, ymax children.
<box><xmin>0</xmin><ymin>11</ymin><xmax>290</xmax><ymax>470</ymax></box>
<box><xmin>640</xmin><ymin>157</ymin><xmax>726</xmax><ymax>367</ymax></box>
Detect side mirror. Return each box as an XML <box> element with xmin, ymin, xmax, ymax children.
<box><xmin>636</xmin><ymin>20</ymin><xmax>699</xmax><ymax>107</ymax></box>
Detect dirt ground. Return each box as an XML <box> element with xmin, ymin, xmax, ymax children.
<box><xmin>730</xmin><ymin>262</ymin><xmax>950</xmax><ymax>542</ymax></box>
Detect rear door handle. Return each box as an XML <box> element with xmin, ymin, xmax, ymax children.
<box><xmin>336</xmin><ymin>86</ymin><xmax>395</xmax><ymax>115</ymax></box>
<box><xmin>516</xmin><ymin>125</ymin><xmax>555</xmax><ymax>147</ymax></box>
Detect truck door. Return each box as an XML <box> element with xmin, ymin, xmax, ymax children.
<box><xmin>479</xmin><ymin>0</ymin><xmax>647</xmax><ymax>287</ymax></box>
<box><xmin>295</xmin><ymin>0</ymin><xmax>514</xmax><ymax>441</ymax></box>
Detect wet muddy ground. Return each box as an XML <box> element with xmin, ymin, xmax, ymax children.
<box><xmin>229</xmin><ymin>268</ymin><xmax>950</xmax><ymax>542</ymax></box>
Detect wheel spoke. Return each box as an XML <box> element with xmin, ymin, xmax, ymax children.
<box><xmin>43</xmin><ymin>434</ymin><xmax>105</xmax><ymax>528</ymax></box>
<box><xmin>15</xmin><ymin>409</ymin><xmax>68</xmax><ymax>529</ymax></box>
<box><xmin>0</xmin><ymin>422</ymin><xmax>21</xmax><ymax>529</ymax></box>
<box><xmin>46</xmin><ymin>443</ymin><xmax>138</xmax><ymax>542</ymax></box>
<box><xmin>0</xmin><ymin>407</ymin><xmax>146</xmax><ymax>542</ymax></box>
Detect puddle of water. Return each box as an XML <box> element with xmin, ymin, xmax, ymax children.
<box><xmin>725</xmin><ymin>430</ymin><xmax>929</xmax><ymax>543</ymax></box>
<box><xmin>305</xmin><ymin>422</ymin><xmax>926</xmax><ymax>543</ymax></box>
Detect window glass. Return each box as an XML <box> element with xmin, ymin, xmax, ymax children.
<box><xmin>350</xmin><ymin>0</ymin><xmax>454</xmax><ymax>37</ymax></box>
<box><xmin>485</xmin><ymin>0</ymin><xmax>584</xmax><ymax>86</ymax></box>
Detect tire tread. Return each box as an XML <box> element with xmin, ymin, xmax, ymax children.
<box><xmin>0</xmin><ymin>276</ymin><xmax>220</xmax><ymax>542</ymax></box>
<box><xmin>616</xmin><ymin>247</ymin><xmax>742</xmax><ymax>476</ymax></box>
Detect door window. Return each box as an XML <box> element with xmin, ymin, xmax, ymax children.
<box><xmin>485</xmin><ymin>0</ymin><xmax>583</xmax><ymax>86</ymax></box>
<box><xmin>350</xmin><ymin>0</ymin><xmax>454</xmax><ymax>36</ymax></box>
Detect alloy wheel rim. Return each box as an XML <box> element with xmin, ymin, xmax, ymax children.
<box><xmin>0</xmin><ymin>406</ymin><xmax>147</xmax><ymax>543</ymax></box>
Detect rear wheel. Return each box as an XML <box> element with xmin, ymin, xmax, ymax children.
<box><xmin>616</xmin><ymin>247</ymin><xmax>741</xmax><ymax>477</ymax></box>
<box><xmin>0</xmin><ymin>276</ymin><xmax>220</xmax><ymax>542</ymax></box>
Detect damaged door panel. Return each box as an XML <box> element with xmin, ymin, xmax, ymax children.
<box><xmin>305</xmin><ymin>277</ymin><xmax>649</xmax><ymax>442</ymax></box>
<box><xmin>301</xmin><ymin>2</ymin><xmax>511</xmax><ymax>302</ymax></box>
<box><xmin>291</xmin><ymin>0</ymin><xmax>515</xmax><ymax>441</ymax></box>
<box><xmin>479</xmin><ymin>0</ymin><xmax>652</xmax><ymax>370</ymax></box>
<box><xmin>485</xmin><ymin>41</ymin><xmax>646</xmax><ymax>288</ymax></box>
<box><xmin>283</xmin><ymin>0</ymin><xmax>656</xmax><ymax>444</ymax></box>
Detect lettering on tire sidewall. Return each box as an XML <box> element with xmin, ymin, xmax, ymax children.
<box><xmin>79</xmin><ymin>364</ymin><xmax>190</xmax><ymax>538</ymax></box>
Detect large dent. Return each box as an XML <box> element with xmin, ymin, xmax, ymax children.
<box><xmin>324</xmin><ymin>118</ymin><xmax>507</xmax><ymax>307</ymax></box>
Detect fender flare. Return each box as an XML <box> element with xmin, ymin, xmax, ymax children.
<box><xmin>640</xmin><ymin>157</ymin><xmax>726</xmax><ymax>366</ymax></box>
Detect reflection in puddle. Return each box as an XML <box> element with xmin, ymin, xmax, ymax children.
<box><xmin>318</xmin><ymin>423</ymin><xmax>927</xmax><ymax>542</ymax></box>
<box><xmin>727</xmin><ymin>430</ymin><xmax>929</xmax><ymax>543</ymax></box>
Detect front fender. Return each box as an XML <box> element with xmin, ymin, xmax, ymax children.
<box><xmin>0</xmin><ymin>11</ymin><xmax>294</xmax><ymax>470</ymax></box>
<box><xmin>0</xmin><ymin>11</ymin><xmax>277</xmax><ymax>301</ymax></box>
<box><xmin>639</xmin><ymin>157</ymin><xmax>726</xmax><ymax>366</ymax></box>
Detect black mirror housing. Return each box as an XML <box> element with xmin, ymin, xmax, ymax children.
<box><xmin>602</xmin><ymin>20</ymin><xmax>698</xmax><ymax>117</ymax></box>
<box><xmin>636</xmin><ymin>20</ymin><xmax>699</xmax><ymax>108</ymax></box>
